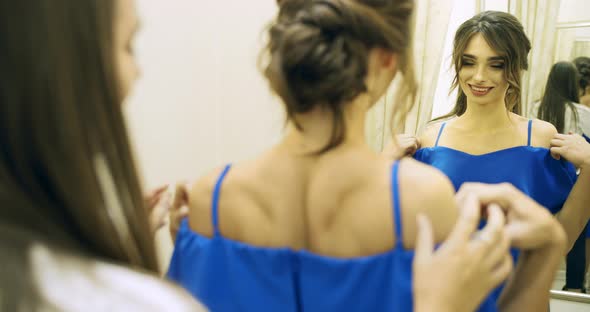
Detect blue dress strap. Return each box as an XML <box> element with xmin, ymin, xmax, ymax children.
<box><xmin>212</xmin><ymin>164</ymin><xmax>232</xmax><ymax>236</ymax></box>
<box><xmin>526</xmin><ymin>119</ymin><xmax>533</xmax><ymax>146</ymax></box>
<box><xmin>391</xmin><ymin>161</ymin><xmax>403</xmax><ymax>247</ymax></box>
<box><xmin>434</xmin><ymin>122</ymin><xmax>447</xmax><ymax>147</ymax></box>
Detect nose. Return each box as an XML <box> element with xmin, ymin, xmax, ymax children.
<box><xmin>473</xmin><ymin>65</ymin><xmax>486</xmax><ymax>83</ymax></box>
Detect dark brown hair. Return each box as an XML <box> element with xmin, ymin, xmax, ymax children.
<box><xmin>574</xmin><ymin>56</ymin><xmax>590</xmax><ymax>95</ymax></box>
<box><xmin>263</xmin><ymin>0</ymin><xmax>416</xmax><ymax>152</ymax></box>
<box><xmin>435</xmin><ymin>11</ymin><xmax>531</xmax><ymax>121</ymax></box>
<box><xmin>0</xmin><ymin>0</ymin><xmax>158</xmax><ymax>308</ymax></box>
<box><xmin>537</xmin><ymin>61</ymin><xmax>581</xmax><ymax>133</ymax></box>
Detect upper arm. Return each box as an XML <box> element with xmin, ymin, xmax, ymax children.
<box><xmin>418</xmin><ymin>122</ymin><xmax>445</xmax><ymax>148</ymax></box>
<box><xmin>398</xmin><ymin>159</ymin><xmax>458</xmax><ymax>248</ymax></box>
<box><xmin>576</xmin><ymin>105</ymin><xmax>590</xmax><ymax>135</ymax></box>
<box><xmin>530</xmin><ymin>119</ymin><xmax>557</xmax><ymax>148</ymax></box>
<box><xmin>187</xmin><ymin>167</ymin><xmax>226</xmax><ymax>237</ymax></box>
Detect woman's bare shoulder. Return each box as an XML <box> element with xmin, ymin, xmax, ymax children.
<box><xmin>529</xmin><ymin>118</ymin><xmax>557</xmax><ymax>148</ymax></box>
<box><xmin>397</xmin><ymin>158</ymin><xmax>458</xmax><ymax>248</ymax></box>
<box><xmin>418</xmin><ymin>121</ymin><xmax>447</xmax><ymax>148</ymax></box>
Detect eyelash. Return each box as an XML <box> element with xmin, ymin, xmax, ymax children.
<box><xmin>461</xmin><ymin>61</ymin><xmax>505</xmax><ymax>69</ymax></box>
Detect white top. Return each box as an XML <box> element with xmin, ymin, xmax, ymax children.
<box><xmin>29</xmin><ymin>243</ymin><xmax>208</xmax><ymax>312</ymax></box>
<box><xmin>530</xmin><ymin>102</ymin><xmax>590</xmax><ymax>135</ymax></box>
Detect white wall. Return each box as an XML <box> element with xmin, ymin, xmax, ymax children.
<box><xmin>558</xmin><ymin>0</ymin><xmax>590</xmax><ymax>23</ymax></box>
<box><xmin>124</xmin><ymin>0</ymin><xmax>283</xmax><ymax>269</ymax></box>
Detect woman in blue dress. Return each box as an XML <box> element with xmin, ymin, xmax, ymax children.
<box><xmin>168</xmin><ymin>2</ymin><xmax>565</xmax><ymax>311</ymax></box>
<box><xmin>414</xmin><ymin>9</ymin><xmax>590</xmax><ymax>284</ymax></box>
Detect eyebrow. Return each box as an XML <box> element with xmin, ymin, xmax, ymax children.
<box><xmin>462</xmin><ymin>54</ymin><xmax>505</xmax><ymax>62</ymax></box>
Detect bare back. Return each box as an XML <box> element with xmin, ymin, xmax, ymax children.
<box><xmin>189</xmin><ymin>144</ymin><xmax>458</xmax><ymax>258</ymax></box>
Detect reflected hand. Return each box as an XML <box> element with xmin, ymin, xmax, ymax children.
<box><xmin>413</xmin><ymin>194</ymin><xmax>512</xmax><ymax>312</ymax></box>
<box><xmin>383</xmin><ymin>134</ymin><xmax>420</xmax><ymax>159</ymax></box>
<box><xmin>550</xmin><ymin>133</ymin><xmax>590</xmax><ymax>169</ymax></box>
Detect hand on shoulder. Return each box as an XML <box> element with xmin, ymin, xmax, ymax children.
<box><xmin>417</xmin><ymin>121</ymin><xmax>446</xmax><ymax>148</ymax></box>
<box><xmin>530</xmin><ymin>119</ymin><xmax>557</xmax><ymax>148</ymax></box>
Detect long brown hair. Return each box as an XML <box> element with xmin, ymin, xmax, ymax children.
<box><xmin>435</xmin><ymin>11</ymin><xmax>531</xmax><ymax>121</ymax></box>
<box><xmin>537</xmin><ymin>62</ymin><xmax>581</xmax><ymax>133</ymax></box>
<box><xmin>263</xmin><ymin>0</ymin><xmax>416</xmax><ymax>153</ymax></box>
<box><xmin>0</xmin><ymin>0</ymin><xmax>158</xmax><ymax>307</ymax></box>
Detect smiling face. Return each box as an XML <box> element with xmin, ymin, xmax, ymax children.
<box><xmin>458</xmin><ymin>33</ymin><xmax>509</xmax><ymax>108</ymax></box>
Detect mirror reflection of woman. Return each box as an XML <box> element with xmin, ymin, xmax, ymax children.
<box><xmin>531</xmin><ymin>61</ymin><xmax>590</xmax><ymax>138</ymax></box>
<box><xmin>414</xmin><ymin>9</ymin><xmax>590</xmax><ymax>301</ymax></box>
<box><xmin>531</xmin><ymin>61</ymin><xmax>590</xmax><ymax>293</ymax></box>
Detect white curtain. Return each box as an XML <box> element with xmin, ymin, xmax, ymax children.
<box><xmin>508</xmin><ymin>0</ymin><xmax>562</xmax><ymax>117</ymax></box>
<box><xmin>365</xmin><ymin>0</ymin><xmax>454</xmax><ymax>150</ymax></box>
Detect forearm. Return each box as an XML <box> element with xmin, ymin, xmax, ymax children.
<box><xmin>497</xmin><ymin>225</ymin><xmax>565</xmax><ymax>312</ymax></box>
<box><xmin>557</xmin><ymin>168</ymin><xmax>590</xmax><ymax>252</ymax></box>
<box><xmin>414</xmin><ymin>297</ymin><xmax>455</xmax><ymax>312</ymax></box>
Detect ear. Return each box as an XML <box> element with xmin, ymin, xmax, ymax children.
<box><xmin>378</xmin><ymin>49</ymin><xmax>398</xmax><ymax>72</ymax></box>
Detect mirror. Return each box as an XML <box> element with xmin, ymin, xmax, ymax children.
<box><xmin>550</xmin><ymin>21</ymin><xmax>590</xmax><ymax>301</ymax></box>
<box><xmin>554</xmin><ymin>22</ymin><xmax>590</xmax><ymax>62</ymax></box>
<box><xmin>366</xmin><ymin>0</ymin><xmax>590</xmax><ymax>307</ymax></box>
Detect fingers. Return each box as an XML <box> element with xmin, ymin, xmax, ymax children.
<box><xmin>455</xmin><ymin>182</ymin><xmax>486</xmax><ymax>207</ymax></box>
<box><xmin>145</xmin><ymin>185</ymin><xmax>169</xmax><ymax>208</ymax></box>
<box><xmin>476</xmin><ymin>204</ymin><xmax>509</xmax><ymax>270</ymax></box>
<box><xmin>414</xmin><ymin>214</ymin><xmax>434</xmax><ymax>264</ymax></box>
<box><xmin>447</xmin><ymin>194</ymin><xmax>481</xmax><ymax>245</ymax></box>
<box><xmin>554</xmin><ymin>133</ymin><xmax>584</xmax><ymax>141</ymax></box>
<box><xmin>170</xmin><ymin>205</ymin><xmax>190</xmax><ymax>226</ymax></box>
<box><xmin>550</xmin><ymin>146</ymin><xmax>564</xmax><ymax>158</ymax></box>
<box><xmin>172</xmin><ymin>183</ymin><xmax>189</xmax><ymax>207</ymax></box>
<box><xmin>553</xmin><ymin>133</ymin><xmax>569</xmax><ymax>140</ymax></box>
<box><xmin>474</xmin><ymin>204</ymin><xmax>505</xmax><ymax>248</ymax></box>
<box><xmin>489</xmin><ymin>254</ymin><xmax>513</xmax><ymax>288</ymax></box>
<box><xmin>170</xmin><ymin>205</ymin><xmax>190</xmax><ymax>242</ymax></box>
<box><xmin>550</xmin><ymin>147</ymin><xmax>562</xmax><ymax>160</ymax></box>
<box><xmin>148</xmin><ymin>185</ymin><xmax>168</xmax><ymax>197</ymax></box>
<box><xmin>457</xmin><ymin>183</ymin><xmax>521</xmax><ymax>212</ymax></box>
<box><xmin>550</xmin><ymin>139</ymin><xmax>565</xmax><ymax>147</ymax></box>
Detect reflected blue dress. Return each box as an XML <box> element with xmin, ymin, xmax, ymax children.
<box><xmin>167</xmin><ymin>161</ymin><xmax>499</xmax><ymax>311</ymax></box>
<box><xmin>414</xmin><ymin>119</ymin><xmax>577</xmax><ymax>301</ymax></box>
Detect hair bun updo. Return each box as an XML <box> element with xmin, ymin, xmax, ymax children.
<box><xmin>263</xmin><ymin>0</ymin><xmax>415</xmax><ymax>153</ymax></box>
<box><xmin>574</xmin><ymin>56</ymin><xmax>590</xmax><ymax>92</ymax></box>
